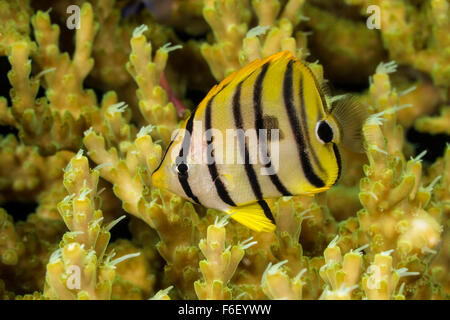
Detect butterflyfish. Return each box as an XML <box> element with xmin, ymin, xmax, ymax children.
<box><xmin>152</xmin><ymin>51</ymin><xmax>367</xmax><ymax>233</ymax></box>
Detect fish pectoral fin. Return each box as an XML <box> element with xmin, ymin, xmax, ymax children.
<box><xmin>226</xmin><ymin>203</ymin><xmax>276</xmax><ymax>233</ymax></box>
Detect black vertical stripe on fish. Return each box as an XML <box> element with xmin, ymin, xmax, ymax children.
<box><xmin>175</xmin><ymin>83</ymin><xmax>233</xmax><ymax>206</ymax></box>
<box><xmin>332</xmin><ymin>143</ymin><xmax>342</xmax><ymax>184</ymax></box>
<box><xmin>307</xmin><ymin>65</ymin><xmax>329</xmax><ymax>114</ymax></box>
<box><xmin>205</xmin><ymin>96</ymin><xmax>237</xmax><ymax>207</ymax></box>
<box><xmin>253</xmin><ymin>62</ymin><xmax>292</xmax><ymax>196</ymax></box>
<box><xmin>258</xmin><ymin>200</ymin><xmax>275</xmax><ymax>223</ymax></box>
<box><xmin>233</xmin><ymin>81</ymin><xmax>265</xmax><ymax>202</ymax></box>
<box><xmin>298</xmin><ymin>73</ymin><xmax>326</xmax><ymax>174</ymax></box>
<box><xmin>283</xmin><ymin>60</ymin><xmax>325</xmax><ymax>188</ymax></box>
<box><xmin>177</xmin><ymin>106</ymin><xmax>201</xmax><ymax>205</ymax></box>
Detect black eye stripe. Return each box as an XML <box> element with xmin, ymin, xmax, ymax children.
<box><xmin>317</xmin><ymin>121</ymin><xmax>334</xmax><ymax>143</ymax></box>
<box><xmin>177</xmin><ymin>163</ymin><xmax>188</xmax><ymax>174</ymax></box>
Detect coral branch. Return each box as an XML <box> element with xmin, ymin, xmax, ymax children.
<box><xmin>43</xmin><ymin>153</ymin><xmax>139</xmax><ymax>299</ymax></box>
<box><xmin>319</xmin><ymin>238</ymin><xmax>363</xmax><ymax>300</ymax></box>
<box><xmin>195</xmin><ymin>218</ymin><xmax>254</xmax><ymax>299</ymax></box>
<box><xmin>126</xmin><ymin>26</ymin><xmax>179</xmax><ymax>146</ymax></box>
<box><xmin>358</xmin><ymin>62</ymin><xmax>442</xmax><ymax>275</ymax></box>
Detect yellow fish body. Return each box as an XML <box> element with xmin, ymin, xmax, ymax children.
<box><xmin>152</xmin><ymin>51</ymin><xmax>367</xmax><ymax>232</ymax></box>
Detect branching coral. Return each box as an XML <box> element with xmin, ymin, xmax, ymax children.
<box><xmin>358</xmin><ymin>62</ymin><xmax>442</xmax><ymax>268</ymax></box>
<box><xmin>319</xmin><ymin>237</ymin><xmax>364</xmax><ymax>300</ymax></box>
<box><xmin>201</xmin><ymin>0</ymin><xmax>310</xmax><ymax>80</ymax></box>
<box><xmin>361</xmin><ymin>250</ymin><xmax>416</xmax><ymax>300</ymax></box>
<box><xmin>302</xmin><ymin>1</ymin><xmax>385</xmax><ymax>87</ymax></box>
<box><xmin>0</xmin><ymin>200</ymin><xmax>64</xmax><ymax>295</ymax></box>
<box><xmin>379</xmin><ymin>0</ymin><xmax>450</xmax><ymax>89</ymax></box>
<box><xmin>84</xmin><ymin>114</ymin><xmax>203</xmax><ymax>299</ymax></box>
<box><xmin>89</xmin><ymin>0</ymin><xmax>172</xmax><ymax>92</ymax></box>
<box><xmin>415</xmin><ymin>106</ymin><xmax>450</xmax><ymax>135</ymax></box>
<box><xmin>0</xmin><ymin>134</ymin><xmax>72</xmax><ymax>204</ymax></box>
<box><xmin>108</xmin><ymin>239</ymin><xmax>156</xmax><ymax>299</ymax></box>
<box><xmin>201</xmin><ymin>0</ymin><xmax>251</xmax><ymax>79</ymax></box>
<box><xmin>426</xmin><ymin>145</ymin><xmax>450</xmax><ymax>297</ymax></box>
<box><xmin>29</xmin><ymin>0</ymin><xmax>175</xmax><ymax>110</ymax></box>
<box><xmin>0</xmin><ymin>0</ymin><xmax>448</xmax><ymax>301</ymax></box>
<box><xmin>259</xmin><ymin>196</ymin><xmax>335</xmax><ymax>300</ymax></box>
<box><xmin>195</xmin><ymin>217</ymin><xmax>257</xmax><ymax>299</ymax></box>
<box><xmin>0</xmin><ymin>1</ymin><xmax>177</xmax><ymax>156</ymax></box>
<box><xmin>0</xmin><ymin>3</ymin><xmax>95</xmax><ymax>155</ymax></box>
<box><xmin>0</xmin><ymin>0</ymin><xmax>34</xmax><ymax>55</ymax></box>
<box><xmin>43</xmin><ymin>152</ymin><xmax>143</xmax><ymax>299</ymax></box>
<box><xmin>261</xmin><ymin>260</ymin><xmax>306</xmax><ymax>299</ymax></box>
<box><xmin>0</xmin><ymin>208</ymin><xmax>23</xmax><ymax>267</ymax></box>
<box><xmin>126</xmin><ymin>26</ymin><xmax>180</xmax><ymax>145</ymax></box>
<box><xmin>344</xmin><ymin>0</ymin><xmax>450</xmax><ymax>90</ymax></box>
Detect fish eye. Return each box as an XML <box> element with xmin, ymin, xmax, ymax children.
<box><xmin>176</xmin><ymin>163</ymin><xmax>189</xmax><ymax>176</ymax></box>
<box><xmin>316</xmin><ymin>120</ymin><xmax>334</xmax><ymax>144</ymax></box>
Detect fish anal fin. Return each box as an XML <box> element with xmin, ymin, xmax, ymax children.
<box><xmin>226</xmin><ymin>203</ymin><xmax>276</xmax><ymax>233</ymax></box>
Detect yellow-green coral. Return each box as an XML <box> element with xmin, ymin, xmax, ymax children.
<box><xmin>359</xmin><ymin>63</ymin><xmax>442</xmax><ymax>261</ymax></box>
<box><xmin>195</xmin><ymin>217</ymin><xmax>257</xmax><ymax>299</ymax></box>
<box><xmin>415</xmin><ymin>106</ymin><xmax>450</xmax><ymax>135</ymax></box>
<box><xmin>0</xmin><ymin>0</ymin><xmax>448</xmax><ymax>301</ymax></box>
<box><xmin>319</xmin><ymin>237</ymin><xmax>364</xmax><ymax>300</ymax></box>
<box><xmin>44</xmin><ymin>153</ymin><xmax>119</xmax><ymax>299</ymax></box>
<box><xmin>201</xmin><ymin>0</ymin><xmax>310</xmax><ymax>80</ymax></box>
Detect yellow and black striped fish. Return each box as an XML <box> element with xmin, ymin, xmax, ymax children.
<box><xmin>152</xmin><ymin>51</ymin><xmax>367</xmax><ymax>232</ymax></box>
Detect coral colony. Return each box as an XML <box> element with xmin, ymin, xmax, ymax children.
<box><xmin>0</xmin><ymin>0</ymin><xmax>449</xmax><ymax>300</ymax></box>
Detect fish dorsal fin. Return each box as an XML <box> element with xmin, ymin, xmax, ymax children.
<box><xmin>200</xmin><ymin>51</ymin><xmax>295</xmax><ymax>108</ymax></box>
<box><xmin>330</xmin><ymin>95</ymin><xmax>368</xmax><ymax>153</ymax></box>
<box><xmin>227</xmin><ymin>202</ymin><xmax>276</xmax><ymax>233</ymax></box>
<box><xmin>320</xmin><ymin>80</ymin><xmax>332</xmax><ymax>99</ymax></box>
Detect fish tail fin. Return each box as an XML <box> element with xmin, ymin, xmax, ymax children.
<box><xmin>226</xmin><ymin>201</ymin><xmax>276</xmax><ymax>233</ymax></box>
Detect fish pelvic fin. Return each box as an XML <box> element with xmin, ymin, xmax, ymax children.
<box><xmin>226</xmin><ymin>201</ymin><xmax>276</xmax><ymax>233</ymax></box>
